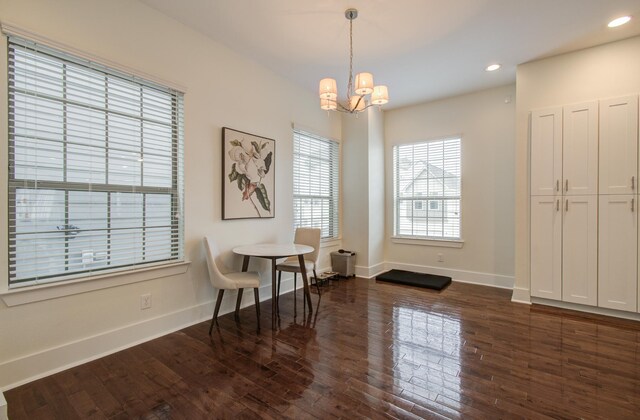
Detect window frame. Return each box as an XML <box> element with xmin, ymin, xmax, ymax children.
<box><xmin>6</xmin><ymin>35</ymin><xmax>185</xmax><ymax>289</ymax></box>
<box><xmin>392</xmin><ymin>136</ymin><xmax>462</xmax><ymax>243</ymax></box>
<box><xmin>292</xmin><ymin>129</ymin><xmax>340</xmax><ymax>241</ymax></box>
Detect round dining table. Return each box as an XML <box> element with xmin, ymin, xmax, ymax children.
<box><xmin>233</xmin><ymin>243</ymin><xmax>314</xmax><ymax>328</ymax></box>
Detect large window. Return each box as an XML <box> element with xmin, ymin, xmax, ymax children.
<box><xmin>8</xmin><ymin>37</ymin><xmax>184</xmax><ymax>288</ymax></box>
<box><xmin>293</xmin><ymin>130</ymin><xmax>339</xmax><ymax>239</ymax></box>
<box><xmin>393</xmin><ymin>138</ymin><xmax>461</xmax><ymax>239</ymax></box>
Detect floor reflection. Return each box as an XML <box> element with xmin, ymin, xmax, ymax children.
<box><xmin>391</xmin><ymin>304</ymin><xmax>463</xmax><ymax>413</ymax></box>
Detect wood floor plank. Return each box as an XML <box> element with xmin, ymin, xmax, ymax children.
<box><xmin>5</xmin><ymin>279</ymin><xmax>640</xmax><ymax>418</ymax></box>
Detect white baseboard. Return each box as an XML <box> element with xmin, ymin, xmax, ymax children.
<box><xmin>511</xmin><ymin>287</ymin><xmax>532</xmax><ymax>304</ymax></box>
<box><xmin>531</xmin><ymin>297</ymin><xmax>640</xmax><ymax>321</ymax></box>
<box><xmin>0</xmin><ymin>301</ymin><xmax>211</xmax><ymax>392</ymax></box>
<box><xmin>354</xmin><ymin>262</ymin><xmax>386</xmax><ymax>279</ymax></box>
<box><xmin>0</xmin><ymin>276</ymin><xmax>300</xmax><ymax>392</ymax></box>
<box><xmin>384</xmin><ymin>261</ymin><xmax>514</xmax><ymax>289</ymax></box>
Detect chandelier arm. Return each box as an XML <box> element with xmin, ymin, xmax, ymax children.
<box><xmin>335</xmin><ymin>100</ymin><xmax>379</xmax><ymax>114</ymax></box>
<box><xmin>330</xmin><ymin>105</ymin><xmax>379</xmax><ymax>114</ymax></box>
<box><xmin>354</xmin><ymin>95</ymin><xmax>364</xmax><ymax>110</ymax></box>
<box><xmin>337</xmin><ymin>101</ymin><xmax>353</xmax><ymax>113</ymax></box>
<box><xmin>322</xmin><ymin>97</ymin><xmax>355</xmax><ymax>113</ymax></box>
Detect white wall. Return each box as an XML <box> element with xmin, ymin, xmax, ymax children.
<box><xmin>514</xmin><ymin>36</ymin><xmax>640</xmax><ymax>302</ymax></box>
<box><xmin>0</xmin><ymin>0</ymin><xmax>340</xmax><ymax>390</ymax></box>
<box><xmin>384</xmin><ymin>84</ymin><xmax>516</xmax><ymax>287</ymax></box>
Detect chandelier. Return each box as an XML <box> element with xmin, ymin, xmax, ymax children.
<box><xmin>319</xmin><ymin>9</ymin><xmax>389</xmax><ymax>113</ymax></box>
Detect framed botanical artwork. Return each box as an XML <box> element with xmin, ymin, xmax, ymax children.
<box><xmin>222</xmin><ymin>127</ymin><xmax>275</xmax><ymax>219</ymax></box>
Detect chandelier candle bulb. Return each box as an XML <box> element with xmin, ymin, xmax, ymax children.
<box><xmin>320</xmin><ymin>98</ymin><xmax>337</xmax><ymax>110</ymax></box>
<box><xmin>372</xmin><ymin>85</ymin><xmax>389</xmax><ymax>105</ymax></box>
<box><xmin>355</xmin><ymin>72</ymin><xmax>374</xmax><ymax>95</ymax></box>
<box><xmin>319</xmin><ymin>78</ymin><xmax>338</xmax><ymax>99</ymax></box>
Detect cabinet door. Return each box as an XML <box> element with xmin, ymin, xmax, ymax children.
<box><xmin>562</xmin><ymin>195</ymin><xmax>597</xmax><ymax>305</ymax></box>
<box><xmin>598</xmin><ymin>195</ymin><xmax>637</xmax><ymax>312</ymax></box>
<box><xmin>563</xmin><ymin>102</ymin><xmax>598</xmax><ymax>196</ymax></box>
<box><xmin>530</xmin><ymin>196</ymin><xmax>562</xmax><ymax>300</ymax></box>
<box><xmin>531</xmin><ymin>107</ymin><xmax>562</xmax><ymax>196</ymax></box>
<box><xmin>599</xmin><ymin>95</ymin><xmax>638</xmax><ymax>195</ymax></box>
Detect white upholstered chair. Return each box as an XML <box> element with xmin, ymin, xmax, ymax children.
<box><xmin>276</xmin><ymin>228</ymin><xmax>322</xmax><ymax>302</ymax></box>
<box><xmin>204</xmin><ymin>236</ymin><xmax>261</xmax><ymax>333</ymax></box>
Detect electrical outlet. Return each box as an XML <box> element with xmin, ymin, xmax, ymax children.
<box><xmin>140</xmin><ymin>293</ymin><xmax>152</xmax><ymax>310</ymax></box>
<box><xmin>437</xmin><ymin>253</ymin><xmax>444</xmax><ymax>262</ymax></box>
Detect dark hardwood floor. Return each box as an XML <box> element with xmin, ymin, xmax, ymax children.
<box><xmin>6</xmin><ymin>278</ymin><xmax>640</xmax><ymax>419</ymax></box>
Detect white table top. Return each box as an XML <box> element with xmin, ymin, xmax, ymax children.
<box><xmin>232</xmin><ymin>243</ymin><xmax>314</xmax><ymax>258</ymax></box>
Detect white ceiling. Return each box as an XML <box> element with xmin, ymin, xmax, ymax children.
<box><xmin>140</xmin><ymin>0</ymin><xmax>640</xmax><ymax>109</ymax></box>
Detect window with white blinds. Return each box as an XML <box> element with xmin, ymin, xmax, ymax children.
<box><xmin>7</xmin><ymin>36</ymin><xmax>184</xmax><ymax>288</ymax></box>
<box><xmin>293</xmin><ymin>130</ymin><xmax>339</xmax><ymax>239</ymax></box>
<box><xmin>393</xmin><ymin>138</ymin><xmax>461</xmax><ymax>239</ymax></box>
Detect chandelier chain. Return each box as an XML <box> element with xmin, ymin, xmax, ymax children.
<box><xmin>348</xmin><ymin>16</ymin><xmax>354</xmax><ymax>102</ymax></box>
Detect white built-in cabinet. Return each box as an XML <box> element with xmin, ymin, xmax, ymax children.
<box><xmin>530</xmin><ymin>108</ymin><xmax>562</xmax><ymax>196</ymax></box>
<box><xmin>530</xmin><ymin>95</ymin><xmax>640</xmax><ymax>314</ymax></box>
<box><xmin>563</xmin><ymin>102</ymin><xmax>599</xmax><ymax>196</ymax></box>
<box><xmin>598</xmin><ymin>195</ymin><xmax>637</xmax><ymax>311</ymax></box>
<box><xmin>530</xmin><ymin>195</ymin><xmax>562</xmax><ymax>300</ymax></box>
<box><xmin>562</xmin><ymin>195</ymin><xmax>598</xmax><ymax>306</ymax></box>
<box><xmin>598</xmin><ymin>95</ymin><xmax>638</xmax><ymax>312</ymax></box>
<box><xmin>599</xmin><ymin>96</ymin><xmax>638</xmax><ymax>194</ymax></box>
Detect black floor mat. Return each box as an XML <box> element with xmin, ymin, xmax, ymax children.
<box><xmin>376</xmin><ymin>269</ymin><xmax>451</xmax><ymax>291</ymax></box>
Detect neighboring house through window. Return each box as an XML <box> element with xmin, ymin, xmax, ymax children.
<box><xmin>393</xmin><ymin>138</ymin><xmax>461</xmax><ymax>240</ymax></box>
<box><xmin>7</xmin><ymin>36</ymin><xmax>184</xmax><ymax>288</ymax></box>
<box><xmin>293</xmin><ymin>129</ymin><xmax>339</xmax><ymax>239</ymax></box>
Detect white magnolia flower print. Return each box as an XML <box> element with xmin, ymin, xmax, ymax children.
<box><xmin>228</xmin><ymin>136</ymin><xmax>273</xmax><ymax>217</ymax></box>
<box><xmin>228</xmin><ymin>139</ymin><xmax>267</xmax><ymax>181</ymax></box>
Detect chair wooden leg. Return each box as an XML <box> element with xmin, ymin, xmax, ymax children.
<box><xmin>254</xmin><ymin>288</ymin><xmax>261</xmax><ymax>331</ymax></box>
<box><xmin>298</xmin><ymin>255</ymin><xmax>313</xmax><ymax>314</ymax></box>
<box><xmin>209</xmin><ymin>289</ymin><xmax>225</xmax><ymax>335</ymax></box>
<box><xmin>294</xmin><ymin>272</ymin><xmax>300</xmax><ymax>312</ymax></box>
<box><xmin>313</xmin><ymin>269</ymin><xmax>321</xmax><ymax>295</ymax></box>
<box><xmin>293</xmin><ymin>272</ymin><xmax>297</xmax><ymax>295</ymax></box>
<box><xmin>277</xmin><ymin>270</ymin><xmax>282</xmax><ymax>308</ymax></box>
<box><xmin>235</xmin><ymin>288</ymin><xmax>244</xmax><ymax>321</ymax></box>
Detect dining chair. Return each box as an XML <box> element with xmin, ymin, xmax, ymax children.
<box><xmin>203</xmin><ymin>236</ymin><xmax>261</xmax><ymax>333</ymax></box>
<box><xmin>276</xmin><ymin>227</ymin><xmax>322</xmax><ymax>304</ymax></box>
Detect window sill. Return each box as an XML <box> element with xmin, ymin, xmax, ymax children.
<box><xmin>391</xmin><ymin>236</ymin><xmax>465</xmax><ymax>248</ymax></box>
<box><xmin>0</xmin><ymin>261</ymin><xmax>191</xmax><ymax>307</ymax></box>
<box><xmin>320</xmin><ymin>237</ymin><xmax>342</xmax><ymax>248</ymax></box>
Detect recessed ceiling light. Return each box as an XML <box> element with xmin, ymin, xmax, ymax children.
<box><xmin>485</xmin><ymin>64</ymin><xmax>501</xmax><ymax>72</ymax></box>
<box><xmin>608</xmin><ymin>16</ymin><xmax>631</xmax><ymax>28</ymax></box>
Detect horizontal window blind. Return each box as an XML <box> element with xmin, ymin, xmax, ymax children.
<box><xmin>293</xmin><ymin>130</ymin><xmax>339</xmax><ymax>239</ymax></box>
<box><xmin>393</xmin><ymin>138</ymin><xmax>461</xmax><ymax>239</ymax></box>
<box><xmin>8</xmin><ymin>36</ymin><xmax>184</xmax><ymax>287</ymax></box>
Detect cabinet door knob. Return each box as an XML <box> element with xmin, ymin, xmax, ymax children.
<box><xmin>632</xmin><ymin>176</ymin><xmax>635</xmax><ymax>191</ymax></box>
<box><xmin>565</xmin><ymin>179</ymin><xmax>569</xmax><ymax>192</ymax></box>
<box><xmin>556</xmin><ymin>199</ymin><xmax>559</xmax><ymax>212</ymax></box>
<box><xmin>556</xmin><ymin>180</ymin><xmax>559</xmax><ymax>192</ymax></box>
<box><xmin>565</xmin><ymin>199</ymin><xmax>568</xmax><ymax>212</ymax></box>
<box><xmin>632</xmin><ymin>198</ymin><xmax>635</xmax><ymax>212</ymax></box>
